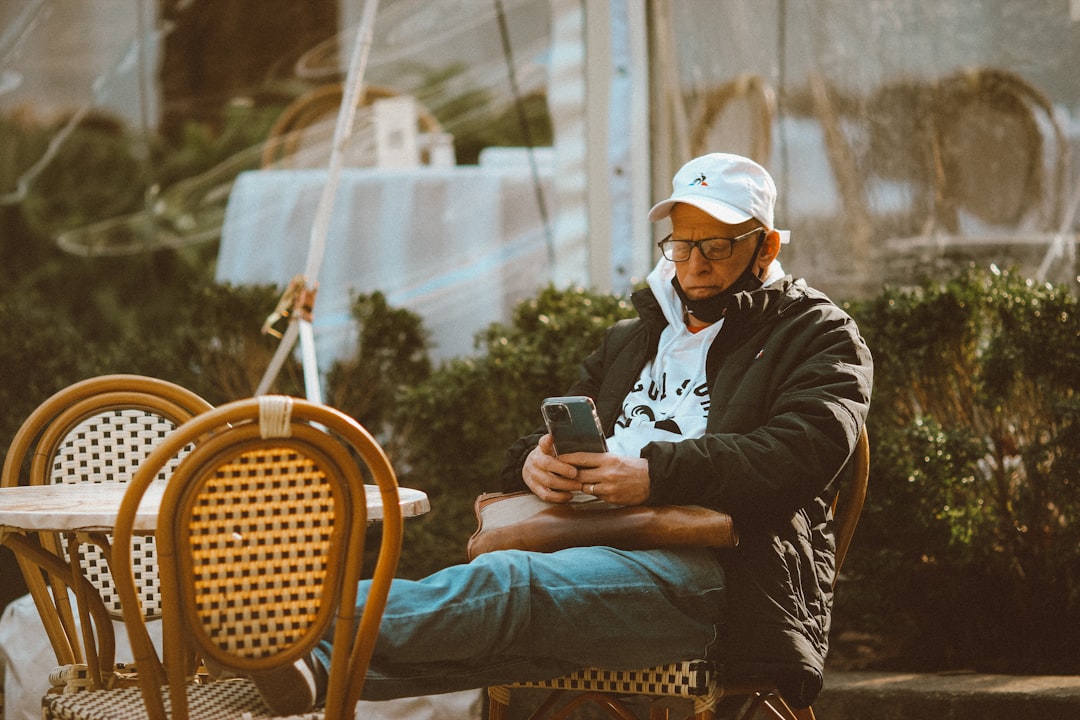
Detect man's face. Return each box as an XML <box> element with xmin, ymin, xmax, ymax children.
<box><xmin>669</xmin><ymin>203</ymin><xmax>769</xmax><ymax>300</ymax></box>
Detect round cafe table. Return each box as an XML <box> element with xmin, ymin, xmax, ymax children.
<box><xmin>0</xmin><ymin>481</ymin><xmax>430</xmax><ymax>534</ymax></box>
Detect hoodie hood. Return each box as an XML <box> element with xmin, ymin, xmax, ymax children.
<box><xmin>645</xmin><ymin>257</ymin><xmax>687</xmax><ymax>331</ymax></box>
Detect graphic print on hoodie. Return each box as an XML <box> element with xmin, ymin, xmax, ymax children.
<box><xmin>604</xmin><ymin>255</ymin><xmax>785</xmax><ymax>458</ymax></box>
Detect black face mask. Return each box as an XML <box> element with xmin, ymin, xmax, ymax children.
<box><xmin>671</xmin><ymin>233</ymin><xmax>767</xmax><ymax>324</ymax></box>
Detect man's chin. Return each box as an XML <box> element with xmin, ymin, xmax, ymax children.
<box><xmin>683</xmin><ymin>286</ymin><xmax>725</xmax><ymax>300</ymax></box>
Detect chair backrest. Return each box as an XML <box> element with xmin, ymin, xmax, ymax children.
<box><xmin>931</xmin><ymin>66</ymin><xmax>1070</xmax><ymax>234</ymax></box>
<box><xmin>0</xmin><ymin>375</ymin><xmax>213</xmax><ymax>680</ymax></box>
<box><xmin>689</xmin><ymin>73</ymin><xmax>775</xmax><ymax>166</ymax></box>
<box><xmin>261</xmin><ymin>82</ymin><xmax>444</xmax><ymax>168</ymax></box>
<box><xmin>833</xmin><ymin>426</ymin><xmax>870</xmax><ymax>577</ymax></box>
<box><xmin>113</xmin><ymin>396</ymin><xmax>403</xmax><ymax>720</ymax></box>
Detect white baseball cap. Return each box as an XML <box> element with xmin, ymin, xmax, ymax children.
<box><xmin>649</xmin><ymin>153</ymin><xmax>790</xmax><ymax>242</ymax></box>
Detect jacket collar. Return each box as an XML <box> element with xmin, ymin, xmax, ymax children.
<box><xmin>633</xmin><ymin>275</ymin><xmax>806</xmax><ymax>333</ymax></box>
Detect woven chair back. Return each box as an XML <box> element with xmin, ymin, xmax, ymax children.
<box><xmin>112</xmin><ymin>396</ymin><xmax>402</xmax><ymax>720</ymax></box>
<box><xmin>41</xmin><ymin>403</ymin><xmax>197</xmax><ymax>619</ymax></box>
<box><xmin>165</xmin><ymin>429</ymin><xmax>355</xmax><ymax>668</ymax></box>
<box><xmin>1</xmin><ymin>375</ymin><xmax>213</xmax><ymax>683</ymax></box>
<box><xmin>931</xmin><ymin>67</ymin><xmax>1070</xmax><ymax>234</ymax></box>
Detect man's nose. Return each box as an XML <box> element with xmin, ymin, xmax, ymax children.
<box><xmin>686</xmin><ymin>244</ymin><xmax>713</xmax><ymax>268</ymax></box>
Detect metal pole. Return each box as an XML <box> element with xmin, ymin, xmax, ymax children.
<box><xmin>256</xmin><ymin>0</ymin><xmax>382</xmax><ymax>400</ymax></box>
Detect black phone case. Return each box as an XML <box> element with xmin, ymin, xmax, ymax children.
<box><xmin>541</xmin><ymin>396</ymin><xmax>608</xmax><ymax>455</ymax></box>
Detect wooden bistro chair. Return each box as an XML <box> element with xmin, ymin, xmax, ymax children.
<box><xmin>928</xmin><ymin>66</ymin><xmax>1070</xmax><ymax>238</ymax></box>
<box><xmin>1</xmin><ymin>375</ymin><xmax>214</xmax><ymax>693</ymax></box>
<box><xmin>42</xmin><ymin>395</ymin><xmax>404</xmax><ymax>720</ymax></box>
<box><xmin>486</xmin><ymin>427</ymin><xmax>870</xmax><ymax>720</ymax></box>
<box><xmin>882</xmin><ymin>67</ymin><xmax>1073</xmax><ymax>281</ymax></box>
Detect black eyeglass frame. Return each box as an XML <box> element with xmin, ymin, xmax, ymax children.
<box><xmin>656</xmin><ymin>227</ymin><xmax>765</xmax><ymax>262</ymax></box>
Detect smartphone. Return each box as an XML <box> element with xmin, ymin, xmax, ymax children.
<box><xmin>541</xmin><ymin>396</ymin><xmax>608</xmax><ymax>456</ymax></box>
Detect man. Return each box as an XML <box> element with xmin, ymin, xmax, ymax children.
<box><xmin>256</xmin><ymin>152</ymin><xmax>873</xmax><ymax>713</ymax></box>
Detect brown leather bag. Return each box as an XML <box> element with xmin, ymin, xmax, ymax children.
<box><xmin>466</xmin><ymin>490</ymin><xmax>738</xmax><ymax>560</ymax></box>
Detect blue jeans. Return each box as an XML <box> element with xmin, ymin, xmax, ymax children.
<box><xmin>315</xmin><ymin>546</ymin><xmax>726</xmax><ymax>700</ymax></box>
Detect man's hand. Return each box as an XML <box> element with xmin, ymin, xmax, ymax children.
<box><xmin>522</xmin><ymin>434</ymin><xmax>651</xmax><ymax>505</ymax></box>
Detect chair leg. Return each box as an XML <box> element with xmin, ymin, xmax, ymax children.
<box><xmin>549</xmin><ymin>692</ymin><xmax>638</xmax><ymax>720</ymax></box>
<box><xmin>736</xmin><ymin>692</ymin><xmax>803</xmax><ymax>720</ymax></box>
<box><xmin>489</xmin><ymin>698</ymin><xmax>509</xmax><ymax>720</ymax></box>
<box><xmin>762</xmin><ymin>693</ymin><xmax>811</xmax><ymax>720</ymax></box>
<box><xmin>487</xmin><ymin>687</ymin><xmax>510</xmax><ymax>720</ymax></box>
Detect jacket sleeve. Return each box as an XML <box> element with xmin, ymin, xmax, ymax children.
<box><xmin>642</xmin><ymin>300</ymin><xmax>873</xmax><ymax>522</ymax></box>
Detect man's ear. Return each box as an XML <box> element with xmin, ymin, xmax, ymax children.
<box><xmin>756</xmin><ymin>229</ymin><xmax>782</xmax><ymax>270</ymax></box>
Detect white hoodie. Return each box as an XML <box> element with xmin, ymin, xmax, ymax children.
<box><xmin>605</xmin><ymin>257</ymin><xmax>785</xmax><ymax>457</ymax></box>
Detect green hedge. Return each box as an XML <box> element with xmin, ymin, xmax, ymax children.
<box><xmin>0</xmin><ymin>280</ymin><xmax>304</xmax><ymax>454</ymax></box>
<box><xmin>841</xmin><ymin>267</ymin><xmax>1080</xmax><ymax>673</ymax></box>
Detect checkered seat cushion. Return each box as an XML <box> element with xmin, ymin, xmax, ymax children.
<box><xmin>44</xmin><ymin>678</ymin><xmax>325</xmax><ymax>720</ymax></box>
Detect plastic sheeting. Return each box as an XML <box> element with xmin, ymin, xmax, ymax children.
<box><xmin>651</xmin><ymin>0</ymin><xmax>1080</xmax><ymax>296</ymax></box>
<box><xmin>3</xmin><ymin>0</ymin><xmax>1078</xmax><ymax>331</ymax></box>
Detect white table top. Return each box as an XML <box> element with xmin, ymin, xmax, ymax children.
<box><xmin>0</xmin><ymin>482</ymin><xmax>430</xmax><ymax>534</ymax></box>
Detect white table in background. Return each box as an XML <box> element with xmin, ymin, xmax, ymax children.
<box><xmin>217</xmin><ymin>163</ymin><xmax>555</xmax><ymax>365</ymax></box>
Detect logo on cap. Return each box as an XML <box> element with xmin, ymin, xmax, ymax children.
<box><xmin>690</xmin><ymin>173</ymin><xmax>708</xmax><ymax>187</ymax></box>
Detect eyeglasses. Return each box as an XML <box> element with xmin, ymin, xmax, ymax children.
<box><xmin>657</xmin><ymin>227</ymin><xmax>764</xmax><ymax>262</ymax></box>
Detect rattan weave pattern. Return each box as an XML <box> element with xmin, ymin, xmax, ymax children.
<box><xmin>48</xmin><ymin>663</ymin><xmax>139</xmax><ymax>694</ymax></box>
<box><xmin>53</xmin><ymin>411</ymin><xmax>177</xmax><ymax>483</ymax></box>
<box><xmin>517</xmin><ymin>661</ymin><xmax>713</xmax><ymax>698</ymax></box>
<box><xmin>187</xmin><ymin>447</ymin><xmax>337</xmax><ymax>658</ymax></box>
<box><xmin>44</xmin><ymin>678</ymin><xmax>324</xmax><ymax>720</ymax></box>
<box><xmin>52</xmin><ymin>410</ymin><xmax>190</xmax><ymax>618</ymax></box>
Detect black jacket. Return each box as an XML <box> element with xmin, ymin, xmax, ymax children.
<box><xmin>501</xmin><ymin>277</ymin><xmax>873</xmax><ymax>706</ymax></box>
